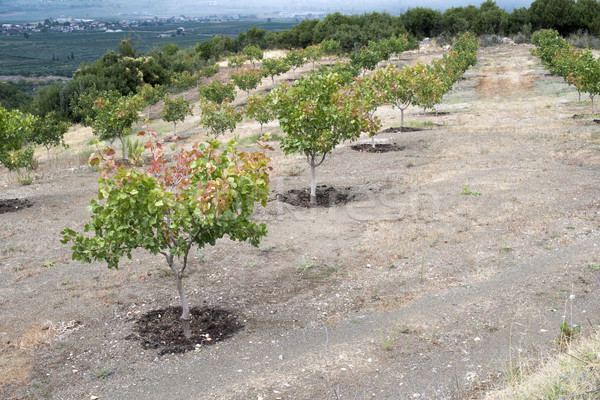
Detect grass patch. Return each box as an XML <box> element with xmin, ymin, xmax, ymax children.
<box><xmin>461</xmin><ymin>184</ymin><xmax>482</xmax><ymax>196</ymax></box>
<box><xmin>237</xmin><ymin>132</ymin><xmax>283</xmax><ymax>146</ymax></box>
<box><xmin>484</xmin><ymin>333</ymin><xmax>600</xmax><ymax>400</ymax></box>
<box><xmin>534</xmin><ymin>78</ymin><xmax>572</xmax><ymax>97</ymax></box>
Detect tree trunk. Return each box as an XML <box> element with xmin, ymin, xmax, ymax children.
<box><xmin>579</xmin><ymin>91</ymin><xmax>581</xmax><ymax>102</ymax></box>
<box><xmin>174</xmin><ymin>121</ymin><xmax>177</xmax><ymax>136</ymax></box>
<box><xmin>119</xmin><ymin>133</ymin><xmax>128</xmax><ymax>159</ymax></box>
<box><xmin>592</xmin><ymin>95</ymin><xmax>595</xmax><ymax>114</ymax></box>
<box><xmin>46</xmin><ymin>147</ymin><xmax>50</xmax><ymax>162</ymax></box>
<box><xmin>260</xmin><ymin>123</ymin><xmax>263</xmax><ymax>134</ymax></box>
<box><xmin>271</xmin><ymin>76</ymin><xmax>275</xmax><ymax>86</ymax></box>
<box><xmin>371</xmin><ymin>136</ymin><xmax>376</xmax><ymax>149</ymax></box>
<box><xmin>167</xmin><ymin>254</ymin><xmax>192</xmax><ymax>339</ymax></box>
<box><xmin>175</xmin><ymin>272</ymin><xmax>192</xmax><ymax>339</ymax></box>
<box><xmin>310</xmin><ymin>162</ymin><xmax>316</xmax><ymax>206</ymax></box>
<box><xmin>147</xmin><ymin>106</ymin><xmax>151</xmax><ymax>120</ymax></box>
<box><xmin>424</xmin><ymin>107</ymin><xmax>427</xmax><ymax>125</ymax></box>
<box><xmin>400</xmin><ymin>108</ymin><xmax>405</xmax><ymax>130</ymax></box>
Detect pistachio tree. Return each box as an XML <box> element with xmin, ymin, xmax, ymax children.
<box><xmin>373</xmin><ymin>64</ymin><xmax>417</xmax><ymax>129</ymax></box>
<box><xmin>229</xmin><ymin>68</ymin><xmax>265</xmax><ymax>95</ymax></box>
<box><xmin>198</xmin><ymin>80</ymin><xmax>236</xmax><ymax>104</ymax></box>
<box><xmin>245</xmin><ymin>93</ymin><xmax>275</xmax><ymax>134</ymax></box>
<box><xmin>61</xmin><ymin>133</ymin><xmax>271</xmax><ymax>339</ymax></box>
<box><xmin>138</xmin><ymin>84</ymin><xmax>165</xmax><ymax>120</ymax></box>
<box><xmin>261</xmin><ymin>57</ymin><xmax>290</xmax><ymax>86</ymax></box>
<box><xmin>30</xmin><ymin>111</ymin><xmax>70</xmax><ymax>160</ymax></box>
<box><xmin>198</xmin><ymin>99</ymin><xmax>243</xmax><ymax>139</ymax></box>
<box><xmin>84</xmin><ymin>92</ymin><xmax>145</xmax><ymax>159</ymax></box>
<box><xmin>272</xmin><ymin>72</ymin><xmax>380</xmax><ymax>205</ymax></box>
<box><xmin>162</xmin><ymin>96</ymin><xmax>193</xmax><ymax>136</ymax></box>
<box><xmin>285</xmin><ymin>49</ymin><xmax>306</xmax><ymax>80</ymax></box>
<box><xmin>242</xmin><ymin>45</ymin><xmax>264</xmax><ymax>67</ymax></box>
<box><xmin>0</xmin><ymin>105</ymin><xmax>37</xmax><ymax>180</ymax></box>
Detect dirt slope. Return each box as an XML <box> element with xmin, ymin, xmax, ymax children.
<box><xmin>2</xmin><ymin>44</ymin><xmax>600</xmax><ymax>399</ymax></box>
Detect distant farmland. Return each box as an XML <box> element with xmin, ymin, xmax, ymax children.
<box><xmin>0</xmin><ymin>20</ymin><xmax>294</xmax><ymax>77</ymax></box>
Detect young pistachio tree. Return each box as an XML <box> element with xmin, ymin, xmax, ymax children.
<box><xmin>227</xmin><ymin>55</ymin><xmax>247</xmax><ymax>70</ymax></box>
<box><xmin>198</xmin><ymin>98</ymin><xmax>243</xmax><ymax>139</ymax></box>
<box><xmin>138</xmin><ymin>84</ymin><xmax>165</xmax><ymax>120</ymax></box>
<box><xmin>162</xmin><ymin>96</ymin><xmax>193</xmax><ymax>136</ymax></box>
<box><xmin>242</xmin><ymin>45</ymin><xmax>264</xmax><ymax>67</ymax></box>
<box><xmin>261</xmin><ymin>57</ymin><xmax>290</xmax><ymax>86</ymax></box>
<box><xmin>61</xmin><ymin>133</ymin><xmax>272</xmax><ymax>339</ymax></box>
<box><xmin>0</xmin><ymin>105</ymin><xmax>37</xmax><ymax>181</ymax></box>
<box><xmin>349</xmin><ymin>45</ymin><xmax>383</xmax><ymax>77</ymax></box>
<box><xmin>373</xmin><ymin>64</ymin><xmax>417</xmax><ymax>130</ymax></box>
<box><xmin>30</xmin><ymin>111</ymin><xmax>70</xmax><ymax>160</ymax></box>
<box><xmin>198</xmin><ymin>80</ymin><xmax>236</xmax><ymax>104</ymax></box>
<box><xmin>412</xmin><ymin>62</ymin><xmax>445</xmax><ymax>124</ymax></box>
<box><xmin>304</xmin><ymin>44</ymin><xmax>324</xmax><ymax>70</ymax></box>
<box><xmin>352</xmin><ymin>76</ymin><xmax>386</xmax><ymax>148</ymax></box>
<box><xmin>171</xmin><ymin>71</ymin><xmax>200</xmax><ymax>100</ymax></box>
<box><xmin>84</xmin><ymin>91</ymin><xmax>145</xmax><ymax>159</ymax></box>
<box><xmin>320</xmin><ymin>39</ymin><xmax>341</xmax><ymax>63</ymax></box>
<box><xmin>567</xmin><ymin>50</ymin><xmax>600</xmax><ymax>113</ymax></box>
<box><xmin>272</xmin><ymin>72</ymin><xmax>380</xmax><ymax>205</ymax></box>
<box><xmin>285</xmin><ymin>49</ymin><xmax>306</xmax><ymax>80</ymax></box>
<box><xmin>245</xmin><ymin>93</ymin><xmax>275</xmax><ymax>134</ymax></box>
<box><xmin>229</xmin><ymin>68</ymin><xmax>265</xmax><ymax>95</ymax></box>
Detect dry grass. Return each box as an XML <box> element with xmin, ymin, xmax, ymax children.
<box><xmin>485</xmin><ymin>333</ymin><xmax>600</xmax><ymax>399</ymax></box>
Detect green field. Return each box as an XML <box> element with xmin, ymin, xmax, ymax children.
<box><xmin>0</xmin><ymin>20</ymin><xmax>294</xmax><ymax>77</ymax></box>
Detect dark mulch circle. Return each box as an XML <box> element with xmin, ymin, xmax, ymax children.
<box><xmin>351</xmin><ymin>143</ymin><xmax>407</xmax><ymax>153</ymax></box>
<box><xmin>381</xmin><ymin>126</ymin><xmax>423</xmax><ymax>133</ymax></box>
<box><xmin>275</xmin><ymin>185</ymin><xmax>357</xmax><ymax>208</ymax></box>
<box><xmin>0</xmin><ymin>198</ymin><xmax>33</xmax><ymax>214</ymax></box>
<box><xmin>593</xmin><ymin>119</ymin><xmax>600</xmax><ymax>124</ymax></box>
<box><xmin>126</xmin><ymin>306</ymin><xmax>243</xmax><ymax>355</ymax></box>
<box><xmin>572</xmin><ymin>114</ymin><xmax>585</xmax><ymax>119</ymax></box>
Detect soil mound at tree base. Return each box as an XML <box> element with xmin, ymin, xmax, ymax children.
<box><xmin>127</xmin><ymin>306</ymin><xmax>243</xmax><ymax>355</ymax></box>
<box><xmin>351</xmin><ymin>143</ymin><xmax>407</xmax><ymax>153</ymax></box>
<box><xmin>276</xmin><ymin>185</ymin><xmax>357</xmax><ymax>207</ymax></box>
<box><xmin>381</xmin><ymin>126</ymin><xmax>423</xmax><ymax>133</ymax></box>
<box><xmin>0</xmin><ymin>198</ymin><xmax>33</xmax><ymax>214</ymax></box>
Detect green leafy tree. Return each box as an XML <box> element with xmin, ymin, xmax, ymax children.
<box><xmin>349</xmin><ymin>46</ymin><xmax>383</xmax><ymax>77</ymax></box>
<box><xmin>242</xmin><ymin>46</ymin><xmax>264</xmax><ymax>67</ymax></box>
<box><xmin>229</xmin><ymin>68</ymin><xmax>264</xmax><ymax>95</ymax></box>
<box><xmin>353</xmin><ymin>76</ymin><xmax>386</xmax><ymax>148</ymax></box>
<box><xmin>137</xmin><ymin>84</ymin><xmax>165</xmax><ymax>120</ymax></box>
<box><xmin>285</xmin><ymin>49</ymin><xmax>306</xmax><ymax>80</ymax></box>
<box><xmin>272</xmin><ymin>72</ymin><xmax>380</xmax><ymax>205</ymax></box>
<box><xmin>162</xmin><ymin>97</ymin><xmax>193</xmax><ymax>136</ymax></box>
<box><xmin>245</xmin><ymin>94</ymin><xmax>275</xmax><ymax>133</ymax></box>
<box><xmin>198</xmin><ymin>80</ymin><xmax>236</xmax><ymax>104</ymax></box>
<box><xmin>201</xmin><ymin>64</ymin><xmax>220</xmax><ymax>78</ymax></box>
<box><xmin>83</xmin><ymin>92</ymin><xmax>145</xmax><ymax>159</ymax></box>
<box><xmin>61</xmin><ymin>133</ymin><xmax>271</xmax><ymax>339</ymax></box>
<box><xmin>320</xmin><ymin>39</ymin><xmax>341</xmax><ymax>60</ymax></box>
<box><xmin>0</xmin><ymin>106</ymin><xmax>37</xmax><ymax>179</ymax></box>
<box><xmin>261</xmin><ymin>58</ymin><xmax>290</xmax><ymax>86</ymax></box>
<box><xmin>227</xmin><ymin>55</ymin><xmax>247</xmax><ymax>70</ymax></box>
<box><xmin>304</xmin><ymin>45</ymin><xmax>324</xmax><ymax>70</ymax></box>
<box><xmin>373</xmin><ymin>64</ymin><xmax>417</xmax><ymax>129</ymax></box>
<box><xmin>412</xmin><ymin>63</ymin><xmax>445</xmax><ymax>123</ymax></box>
<box><xmin>30</xmin><ymin>111</ymin><xmax>70</xmax><ymax>160</ymax></box>
<box><xmin>198</xmin><ymin>99</ymin><xmax>244</xmax><ymax>139</ymax></box>
<box><xmin>171</xmin><ymin>71</ymin><xmax>200</xmax><ymax>99</ymax></box>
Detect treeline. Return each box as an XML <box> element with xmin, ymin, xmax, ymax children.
<box><xmin>266</xmin><ymin>0</ymin><xmax>600</xmax><ymax>49</ymax></box>
<box><xmin>531</xmin><ymin>29</ymin><xmax>600</xmax><ymax>111</ymax></box>
<box><xmin>3</xmin><ymin>0</ymin><xmax>599</xmax><ymax>123</ymax></box>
